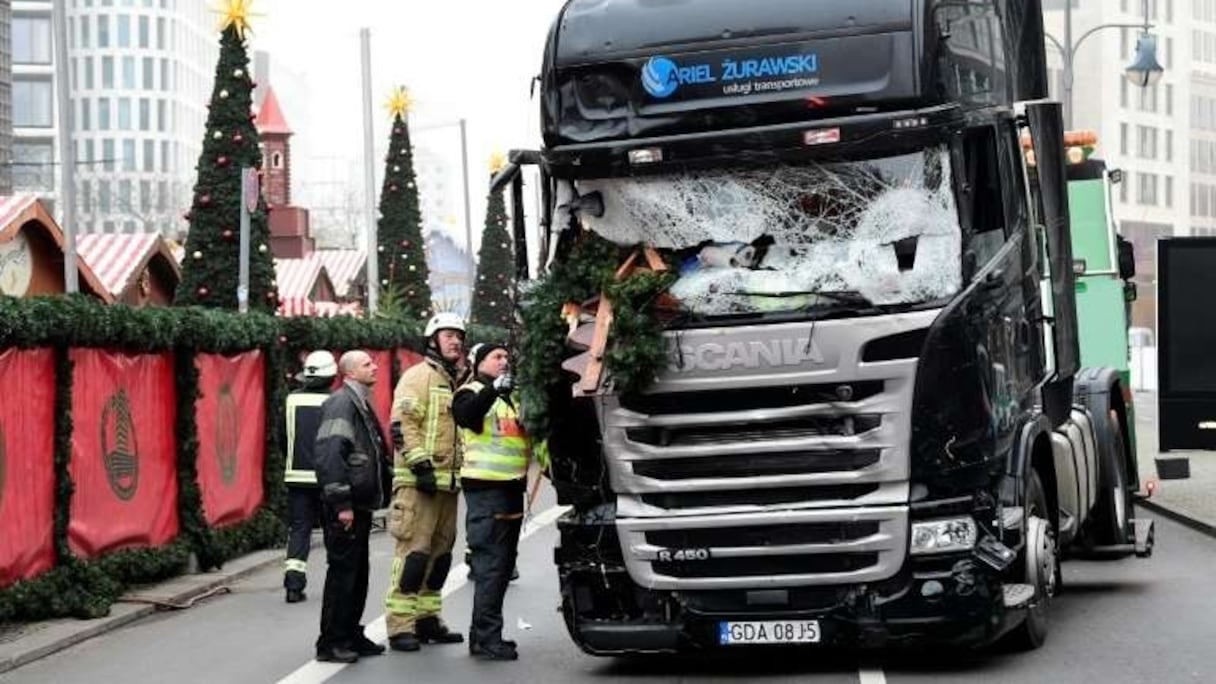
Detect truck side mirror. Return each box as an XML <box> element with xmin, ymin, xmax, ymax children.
<box><xmin>1117</xmin><ymin>235</ymin><xmax>1136</xmax><ymax>280</ymax></box>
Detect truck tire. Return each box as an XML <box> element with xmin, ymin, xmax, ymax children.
<box><xmin>1007</xmin><ymin>470</ymin><xmax>1059</xmax><ymax>651</ymax></box>
<box><xmin>1088</xmin><ymin>407</ymin><xmax>1132</xmax><ymax>547</ymax></box>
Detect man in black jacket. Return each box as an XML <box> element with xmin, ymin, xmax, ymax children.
<box><xmin>313</xmin><ymin>350</ymin><xmax>391</xmax><ymax>664</ymax></box>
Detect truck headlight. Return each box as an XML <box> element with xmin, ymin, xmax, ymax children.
<box><xmin>910</xmin><ymin>517</ymin><xmax>977</xmax><ymax>555</ymax></box>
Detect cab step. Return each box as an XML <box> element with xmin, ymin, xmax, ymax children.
<box><xmin>1002</xmin><ymin>583</ymin><xmax>1035</xmax><ymax>609</ymax></box>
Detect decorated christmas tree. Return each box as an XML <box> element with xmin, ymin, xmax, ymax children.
<box><xmin>375</xmin><ymin>86</ymin><xmax>432</xmax><ymax>319</ymax></box>
<box><xmin>175</xmin><ymin>0</ymin><xmax>277</xmax><ymax>312</ymax></box>
<box><xmin>470</xmin><ymin>154</ymin><xmax>516</xmax><ymax>329</ymax></box>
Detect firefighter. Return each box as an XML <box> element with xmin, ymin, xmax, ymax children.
<box><xmin>453</xmin><ymin>342</ymin><xmax>548</xmax><ymax>661</ymax></box>
<box><xmin>282</xmin><ymin>350</ymin><xmax>337</xmax><ymax>603</ymax></box>
<box><xmin>384</xmin><ymin>312</ymin><xmax>469</xmax><ymax>652</ymax></box>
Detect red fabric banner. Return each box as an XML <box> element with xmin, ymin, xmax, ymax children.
<box><xmin>0</xmin><ymin>348</ymin><xmax>56</xmax><ymax>588</ymax></box>
<box><xmin>68</xmin><ymin>349</ymin><xmax>178</xmax><ymax>558</ymax></box>
<box><xmin>369</xmin><ymin>350</ymin><xmax>392</xmax><ymax>441</ymax></box>
<box><xmin>195</xmin><ymin>352</ymin><xmax>266</xmax><ymax>528</ymax></box>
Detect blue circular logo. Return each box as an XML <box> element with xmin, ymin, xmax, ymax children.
<box><xmin>642</xmin><ymin>56</ymin><xmax>680</xmax><ymax>98</ymax></box>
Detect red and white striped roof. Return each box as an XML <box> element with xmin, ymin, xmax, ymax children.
<box><xmin>0</xmin><ymin>194</ymin><xmax>39</xmax><ymax>230</ymax></box>
<box><xmin>76</xmin><ymin>233</ymin><xmax>163</xmax><ymax>299</ymax></box>
<box><xmin>274</xmin><ymin>256</ymin><xmax>323</xmax><ymax>301</ymax></box>
<box><xmin>315</xmin><ymin>249</ymin><xmax>365</xmax><ymax>298</ymax></box>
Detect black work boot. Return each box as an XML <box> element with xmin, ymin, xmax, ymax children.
<box><xmin>470</xmin><ymin>640</ymin><xmax>518</xmax><ymax>661</ymax></box>
<box><xmin>388</xmin><ymin>633</ymin><xmax>421</xmax><ymax>652</ymax></box>
<box><xmin>416</xmin><ymin>616</ymin><xmax>464</xmax><ymax>644</ymax></box>
<box><xmin>285</xmin><ymin>589</ymin><xmax>306</xmax><ymax>603</ymax></box>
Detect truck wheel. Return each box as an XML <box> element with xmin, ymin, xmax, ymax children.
<box><xmin>1007</xmin><ymin>470</ymin><xmax>1058</xmax><ymax>651</ymax></box>
<box><xmin>1089</xmin><ymin>408</ymin><xmax>1132</xmax><ymax>546</ymax></box>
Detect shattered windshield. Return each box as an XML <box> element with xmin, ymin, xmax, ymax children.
<box><xmin>576</xmin><ymin>146</ymin><xmax>962</xmax><ymax>316</ymax></box>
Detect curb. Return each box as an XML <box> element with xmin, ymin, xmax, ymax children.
<box><xmin>0</xmin><ymin>549</ymin><xmax>286</xmax><ymax>675</ymax></box>
<box><xmin>1138</xmin><ymin>498</ymin><xmax>1216</xmax><ymax>541</ymax></box>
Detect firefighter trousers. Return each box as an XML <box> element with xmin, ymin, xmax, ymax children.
<box><xmin>385</xmin><ymin>487</ymin><xmax>459</xmax><ymax>636</ymax></box>
<box><xmin>284</xmin><ymin>486</ymin><xmax>320</xmax><ymax>591</ymax></box>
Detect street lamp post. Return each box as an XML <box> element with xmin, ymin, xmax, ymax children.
<box><xmin>1049</xmin><ymin>4</ymin><xmax>1163</xmax><ymax>129</ymax></box>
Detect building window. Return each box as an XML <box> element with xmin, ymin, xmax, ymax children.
<box><xmin>1138</xmin><ymin>172</ymin><xmax>1159</xmax><ymax>205</ymax></box>
<box><xmin>13</xmin><ymin>16</ymin><xmax>53</xmax><ymax>64</ymax></box>
<box><xmin>85</xmin><ymin>139</ymin><xmax>95</xmax><ymax>169</ymax></box>
<box><xmin>11</xmin><ymin>141</ymin><xmax>55</xmax><ymax>192</ymax></box>
<box><xmin>138</xmin><ymin>15</ymin><xmax>149</xmax><ymax>48</ymax></box>
<box><xmin>82</xmin><ymin>180</ymin><xmax>94</xmax><ymax>213</ymax></box>
<box><xmin>81</xmin><ymin>14</ymin><xmax>91</xmax><ymax>48</ymax></box>
<box><xmin>103</xmin><ymin>139</ymin><xmax>116</xmax><ymax>172</ymax></box>
<box><xmin>98</xmin><ymin>97</ymin><xmax>111</xmax><ymax>130</ymax></box>
<box><xmin>160</xmin><ymin>58</ymin><xmax>169</xmax><ymax>89</ymax></box>
<box><xmin>102</xmin><ymin>56</ymin><xmax>114</xmax><ymax>88</ymax></box>
<box><xmin>161</xmin><ymin>140</ymin><xmax>170</xmax><ymax>172</ymax></box>
<box><xmin>138</xmin><ymin>98</ymin><xmax>149</xmax><ymax>130</ymax></box>
<box><xmin>157</xmin><ymin>99</ymin><xmax>166</xmax><ymax>132</ymax></box>
<box><xmin>118</xmin><ymin>98</ymin><xmax>131</xmax><ymax>130</ymax></box>
<box><xmin>123</xmin><ymin>140</ymin><xmax>136</xmax><ymax>172</ymax></box>
<box><xmin>1166</xmin><ymin>84</ymin><xmax>1174</xmax><ymax>116</ymax></box>
<box><xmin>142</xmin><ymin>57</ymin><xmax>154</xmax><ymax>89</ymax></box>
<box><xmin>1120</xmin><ymin>123</ymin><xmax>1129</xmax><ymax>155</ymax></box>
<box><xmin>100</xmin><ymin>182</ymin><xmax>112</xmax><ymax>213</ymax></box>
<box><xmin>98</xmin><ymin>15</ymin><xmax>110</xmax><ymax>47</ymax></box>
<box><xmin>156</xmin><ymin>17</ymin><xmax>165</xmax><ymax>50</ymax></box>
<box><xmin>1166</xmin><ymin>175</ymin><xmax>1174</xmax><ymax>208</ymax></box>
<box><xmin>143</xmin><ymin>139</ymin><xmax>154</xmax><ymax>171</ymax></box>
<box><xmin>122</xmin><ymin>57</ymin><xmax>135</xmax><ymax>89</ymax></box>
<box><xmin>80</xmin><ymin>98</ymin><xmax>91</xmax><ymax>131</ymax></box>
<box><xmin>157</xmin><ymin>180</ymin><xmax>168</xmax><ymax>211</ymax></box>
<box><xmin>140</xmin><ymin>180</ymin><xmax>152</xmax><ymax>212</ymax></box>
<box><xmin>1121</xmin><ymin>79</ymin><xmax>1129</xmax><ymax>108</ymax></box>
<box><xmin>118</xmin><ymin>14</ymin><xmax>131</xmax><ymax>47</ymax></box>
<box><xmin>13</xmin><ymin>79</ymin><xmax>54</xmax><ymax>128</ymax></box>
<box><xmin>1166</xmin><ymin>130</ymin><xmax>1174</xmax><ymax>162</ymax></box>
<box><xmin>85</xmin><ymin>56</ymin><xmax>95</xmax><ymax>89</ymax></box>
<box><xmin>271</xmin><ymin>151</ymin><xmax>283</xmax><ymax>169</ymax></box>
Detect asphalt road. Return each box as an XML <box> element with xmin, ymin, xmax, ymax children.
<box><xmin>11</xmin><ymin>504</ymin><xmax>1216</xmax><ymax>684</ymax></box>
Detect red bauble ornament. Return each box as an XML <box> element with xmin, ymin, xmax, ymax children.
<box><xmin>198</xmin><ymin>286</ymin><xmax>209</xmax><ymax>297</ymax></box>
<box><xmin>233</xmin><ymin>132</ymin><xmax>244</xmax><ymax>143</ymax></box>
<box><xmin>390</xmin><ymin>184</ymin><xmax>398</xmax><ymax>192</ymax></box>
<box><xmin>394</xmin><ymin>127</ymin><xmax>402</xmax><ymax>135</ymax></box>
<box><xmin>278</xmin><ymin>335</ymin><xmax>287</xmax><ymax>345</ymax></box>
<box><xmin>200</xmin><ymin>194</ymin><xmax>212</xmax><ymax>205</ymax></box>
<box><xmin>222</xmin><ymin>229</ymin><xmax>234</xmax><ymax>239</ymax></box>
<box><xmin>217</xmin><ymin>155</ymin><xmax>229</xmax><ymax>166</ymax></box>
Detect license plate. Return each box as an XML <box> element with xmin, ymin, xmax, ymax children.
<box><xmin>718</xmin><ymin>620</ymin><xmax>821</xmax><ymax>645</ymax></box>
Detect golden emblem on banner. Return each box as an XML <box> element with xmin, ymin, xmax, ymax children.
<box><xmin>101</xmin><ymin>389</ymin><xmax>139</xmax><ymax>501</ymax></box>
<box><xmin>216</xmin><ymin>383</ymin><xmax>240</xmax><ymax>485</ymax></box>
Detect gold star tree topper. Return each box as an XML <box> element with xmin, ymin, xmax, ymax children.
<box><xmin>489</xmin><ymin>151</ymin><xmax>508</xmax><ymax>174</ymax></box>
<box><xmin>214</xmin><ymin>0</ymin><xmax>260</xmax><ymax>39</ymax></box>
<box><xmin>385</xmin><ymin>87</ymin><xmax>413</xmax><ymax>120</ymax></box>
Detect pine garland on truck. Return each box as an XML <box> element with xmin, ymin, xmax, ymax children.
<box><xmin>517</xmin><ymin>231</ymin><xmax>675</xmax><ymax>439</ymax></box>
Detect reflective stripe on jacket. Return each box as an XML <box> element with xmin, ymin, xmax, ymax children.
<box><xmin>284</xmin><ymin>391</ymin><xmax>328</xmax><ymax>485</ymax></box>
<box><xmin>458</xmin><ymin>380</ymin><xmax>530</xmax><ymax>481</ymax></box>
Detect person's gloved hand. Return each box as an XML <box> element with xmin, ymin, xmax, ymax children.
<box><xmin>493</xmin><ymin>373</ymin><xmax>516</xmax><ymax>394</ymax></box>
<box><xmin>411</xmin><ymin>462</ymin><xmax>437</xmax><ymax>494</ymax></box>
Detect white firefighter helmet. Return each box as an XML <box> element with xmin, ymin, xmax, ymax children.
<box><xmin>302</xmin><ymin>350</ymin><xmax>337</xmax><ymax>379</ymax></box>
<box><xmin>424</xmin><ymin>312</ymin><xmax>466</xmax><ymax>338</ymax></box>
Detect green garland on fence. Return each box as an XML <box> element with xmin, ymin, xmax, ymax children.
<box><xmin>517</xmin><ymin>233</ymin><xmax>675</xmax><ymax>437</ymax></box>
<box><xmin>0</xmin><ymin>297</ymin><xmax>502</xmax><ymax>622</ymax></box>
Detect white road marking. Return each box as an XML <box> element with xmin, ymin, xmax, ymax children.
<box><xmin>858</xmin><ymin>665</ymin><xmax>888</xmax><ymax>684</ymax></box>
<box><xmin>275</xmin><ymin>505</ymin><xmax>568</xmax><ymax>684</ymax></box>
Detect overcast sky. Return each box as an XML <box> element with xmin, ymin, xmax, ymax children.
<box><xmin>247</xmin><ymin>0</ymin><xmax>569</xmax><ymax>251</ymax></box>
